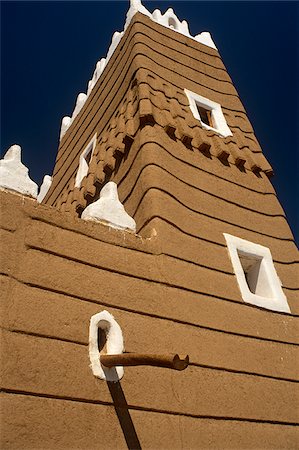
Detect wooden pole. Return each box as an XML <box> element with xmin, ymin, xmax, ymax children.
<box><xmin>100</xmin><ymin>353</ymin><xmax>189</xmax><ymax>371</ymax></box>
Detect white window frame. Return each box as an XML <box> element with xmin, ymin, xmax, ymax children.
<box><xmin>75</xmin><ymin>134</ymin><xmax>97</xmax><ymax>188</ymax></box>
<box><xmin>224</xmin><ymin>233</ymin><xmax>290</xmax><ymax>313</ymax></box>
<box><xmin>184</xmin><ymin>89</ymin><xmax>232</xmax><ymax>138</ymax></box>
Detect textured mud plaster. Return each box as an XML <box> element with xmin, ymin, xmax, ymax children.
<box><xmin>0</xmin><ymin>145</ymin><xmax>38</xmax><ymax>198</ymax></box>
<box><xmin>89</xmin><ymin>310</ymin><xmax>124</xmax><ymax>382</ymax></box>
<box><xmin>224</xmin><ymin>233</ymin><xmax>291</xmax><ymax>313</ymax></box>
<box><xmin>82</xmin><ymin>181</ymin><xmax>136</xmax><ymax>232</ymax></box>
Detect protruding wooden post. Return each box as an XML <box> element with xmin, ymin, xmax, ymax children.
<box><xmin>101</xmin><ymin>353</ymin><xmax>189</xmax><ymax>371</ymax></box>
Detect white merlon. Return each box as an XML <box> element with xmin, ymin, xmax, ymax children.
<box><xmin>60</xmin><ymin>116</ymin><xmax>72</xmax><ymax>140</ymax></box>
<box><xmin>37</xmin><ymin>175</ymin><xmax>52</xmax><ymax>203</ymax></box>
<box><xmin>195</xmin><ymin>31</ymin><xmax>217</xmax><ymax>50</ymax></box>
<box><xmin>106</xmin><ymin>31</ymin><xmax>124</xmax><ymax>63</ymax></box>
<box><xmin>72</xmin><ymin>93</ymin><xmax>87</xmax><ymax>120</ymax></box>
<box><xmin>59</xmin><ymin>93</ymin><xmax>87</xmax><ymax>140</ymax></box>
<box><xmin>89</xmin><ymin>310</ymin><xmax>124</xmax><ymax>382</ymax></box>
<box><xmin>60</xmin><ymin>57</ymin><xmax>106</xmax><ymax>139</ymax></box>
<box><xmin>87</xmin><ymin>58</ymin><xmax>106</xmax><ymax>96</ymax></box>
<box><xmin>0</xmin><ymin>145</ymin><xmax>38</xmax><ymax>198</ymax></box>
<box><xmin>125</xmin><ymin>0</ymin><xmax>152</xmax><ymax>29</ymax></box>
<box><xmin>59</xmin><ymin>0</ymin><xmax>217</xmax><ymax>139</ymax></box>
<box><xmin>81</xmin><ymin>181</ymin><xmax>136</xmax><ymax>232</ymax></box>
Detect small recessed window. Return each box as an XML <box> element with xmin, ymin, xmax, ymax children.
<box><xmin>75</xmin><ymin>135</ymin><xmax>97</xmax><ymax>188</ymax></box>
<box><xmin>84</xmin><ymin>147</ymin><xmax>93</xmax><ymax>166</ymax></box>
<box><xmin>224</xmin><ymin>234</ymin><xmax>290</xmax><ymax>313</ymax></box>
<box><xmin>184</xmin><ymin>89</ymin><xmax>232</xmax><ymax>138</ymax></box>
<box><xmin>237</xmin><ymin>251</ymin><xmax>272</xmax><ymax>298</ymax></box>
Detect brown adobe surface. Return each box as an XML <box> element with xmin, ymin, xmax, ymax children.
<box><xmin>1</xmin><ymin>190</ymin><xmax>299</xmax><ymax>449</ymax></box>
<box><xmin>2</xmin><ymin>394</ymin><xmax>298</xmax><ymax>450</ymax></box>
<box><xmin>44</xmin><ymin>13</ymin><xmax>272</xmax><ymax>213</ymax></box>
<box><xmin>2</xmin><ymin>11</ymin><xmax>299</xmax><ymax>450</ymax></box>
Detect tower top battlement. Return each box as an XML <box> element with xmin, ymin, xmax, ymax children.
<box><xmin>60</xmin><ymin>0</ymin><xmax>217</xmax><ymax>140</ymax></box>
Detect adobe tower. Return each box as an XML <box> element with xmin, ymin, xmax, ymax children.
<box><xmin>1</xmin><ymin>1</ymin><xmax>298</xmax><ymax>449</ymax></box>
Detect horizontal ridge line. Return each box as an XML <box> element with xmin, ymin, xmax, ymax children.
<box><xmin>3</xmin><ymin>274</ymin><xmax>299</xmax><ymax>341</ymax></box>
<box><xmin>3</xmin><ymin>328</ymin><xmax>298</xmax><ymax>383</ymax></box>
<box><xmin>2</xmin><ymin>389</ymin><xmax>298</xmax><ymax>426</ymax></box>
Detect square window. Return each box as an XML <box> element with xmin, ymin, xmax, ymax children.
<box><xmin>224</xmin><ymin>233</ymin><xmax>290</xmax><ymax>313</ymax></box>
<box><xmin>184</xmin><ymin>89</ymin><xmax>232</xmax><ymax>138</ymax></box>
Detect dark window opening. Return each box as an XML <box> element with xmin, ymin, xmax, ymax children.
<box><xmin>84</xmin><ymin>145</ymin><xmax>93</xmax><ymax>166</ymax></box>
<box><xmin>196</xmin><ymin>104</ymin><xmax>212</xmax><ymax>127</ymax></box>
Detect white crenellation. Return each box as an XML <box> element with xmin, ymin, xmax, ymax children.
<box><xmin>59</xmin><ymin>93</ymin><xmax>87</xmax><ymax>140</ymax></box>
<box><xmin>125</xmin><ymin>1</ymin><xmax>217</xmax><ymax>49</ymax></box>
<box><xmin>124</xmin><ymin>0</ymin><xmax>152</xmax><ymax>29</ymax></box>
<box><xmin>37</xmin><ymin>174</ymin><xmax>52</xmax><ymax>203</ymax></box>
<box><xmin>152</xmin><ymin>8</ymin><xmax>190</xmax><ymax>36</ymax></box>
<box><xmin>60</xmin><ymin>116</ymin><xmax>72</xmax><ymax>140</ymax></box>
<box><xmin>72</xmin><ymin>93</ymin><xmax>87</xmax><ymax>120</ymax></box>
<box><xmin>87</xmin><ymin>58</ymin><xmax>106</xmax><ymax>96</ymax></box>
<box><xmin>81</xmin><ymin>181</ymin><xmax>136</xmax><ymax>232</ymax></box>
<box><xmin>0</xmin><ymin>145</ymin><xmax>38</xmax><ymax>198</ymax></box>
<box><xmin>106</xmin><ymin>31</ymin><xmax>124</xmax><ymax>63</ymax></box>
<box><xmin>59</xmin><ymin>0</ymin><xmax>217</xmax><ymax>140</ymax></box>
<box><xmin>195</xmin><ymin>31</ymin><xmax>217</xmax><ymax>50</ymax></box>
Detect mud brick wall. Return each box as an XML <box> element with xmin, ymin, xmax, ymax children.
<box><xmin>1</xmin><ymin>189</ymin><xmax>299</xmax><ymax>449</ymax></box>
<box><xmin>44</xmin><ymin>13</ymin><xmax>273</xmax><ymax>214</ymax></box>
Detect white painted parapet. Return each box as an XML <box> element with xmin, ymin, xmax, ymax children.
<box><xmin>59</xmin><ymin>0</ymin><xmax>217</xmax><ymax>140</ymax></box>
<box><xmin>59</xmin><ymin>116</ymin><xmax>72</xmax><ymax>140</ymax></box>
<box><xmin>81</xmin><ymin>181</ymin><xmax>136</xmax><ymax>232</ymax></box>
<box><xmin>89</xmin><ymin>310</ymin><xmax>124</xmax><ymax>382</ymax></box>
<box><xmin>106</xmin><ymin>32</ymin><xmax>124</xmax><ymax>63</ymax></box>
<box><xmin>125</xmin><ymin>1</ymin><xmax>217</xmax><ymax>49</ymax></box>
<box><xmin>0</xmin><ymin>145</ymin><xmax>38</xmax><ymax>198</ymax></box>
<box><xmin>194</xmin><ymin>31</ymin><xmax>217</xmax><ymax>50</ymax></box>
<box><xmin>72</xmin><ymin>93</ymin><xmax>87</xmax><ymax>120</ymax></box>
<box><xmin>151</xmin><ymin>8</ymin><xmax>190</xmax><ymax>35</ymax></box>
<box><xmin>87</xmin><ymin>58</ymin><xmax>106</xmax><ymax>96</ymax></box>
<box><xmin>59</xmin><ymin>93</ymin><xmax>87</xmax><ymax>140</ymax></box>
<box><xmin>37</xmin><ymin>174</ymin><xmax>52</xmax><ymax>203</ymax></box>
<box><xmin>125</xmin><ymin>0</ymin><xmax>152</xmax><ymax>29</ymax></box>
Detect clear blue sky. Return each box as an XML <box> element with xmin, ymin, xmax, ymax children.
<box><xmin>1</xmin><ymin>1</ymin><xmax>298</xmax><ymax>244</ymax></box>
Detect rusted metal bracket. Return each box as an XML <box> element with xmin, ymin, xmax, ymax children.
<box><xmin>101</xmin><ymin>353</ymin><xmax>189</xmax><ymax>371</ymax></box>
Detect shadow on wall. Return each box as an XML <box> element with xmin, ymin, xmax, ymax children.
<box><xmin>107</xmin><ymin>376</ymin><xmax>142</xmax><ymax>450</ymax></box>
